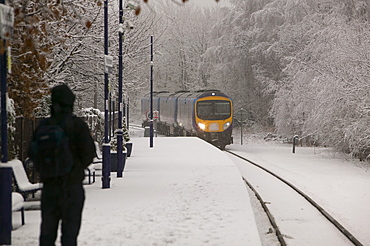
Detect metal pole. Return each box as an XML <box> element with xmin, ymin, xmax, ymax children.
<box><xmin>112</xmin><ymin>99</ymin><xmax>115</xmax><ymax>136</ymax></box>
<box><xmin>0</xmin><ymin>166</ymin><xmax>11</xmax><ymax>245</ymax></box>
<box><xmin>123</xmin><ymin>97</ymin><xmax>125</xmax><ymax>117</ymax></box>
<box><xmin>102</xmin><ymin>0</ymin><xmax>111</xmax><ymax>188</ymax></box>
<box><xmin>241</xmin><ymin>123</ymin><xmax>243</xmax><ymax>145</ymax></box>
<box><xmin>116</xmin><ymin>0</ymin><xmax>124</xmax><ymax>177</ymax></box>
<box><xmin>109</xmin><ymin>94</ymin><xmax>112</xmax><ymax>137</ymax></box>
<box><xmin>149</xmin><ymin>35</ymin><xmax>154</xmax><ymax>148</ymax></box>
<box><xmin>0</xmin><ymin>39</ymin><xmax>12</xmax><ymax>245</ymax></box>
<box><xmin>94</xmin><ymin>80</ymin><xmax>98</xmax><ymax>108</ymax></box>
<box><xmin>293</xmin><ymin>135</ymin><xmax>298</xmax><ymax>154</ymax></box>
<box><xmin>126</xmin><ymin>96</ymin><xmax>129</xmax><ymax>130</ymax></box>
<box><xmin>0</xmin><ymin>1</ymin><xmax>12</xmax><ymax>242</ymax></box>
<box><xmin>1</xmin><ymin>41</ymin><xmax>8</xmax><ymax>164</ymax></box>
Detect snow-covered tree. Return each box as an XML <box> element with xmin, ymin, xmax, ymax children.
<box><xmin>269</xmin><ymin>0</ymin><xmax>369</xmax><ymax>158</ymax></box>
<box><xmin>7</xmin><ymin>0</ymin><xmax>102</xmax><ymax>118</ymax></box>
<box><xmin>148</xmin><ymin>2</ymin><xmax>218</xmax><ymax>92</ymax></box>
<box><xmin>204</xmin><ymin>0</ymin><xmax>369</xmax><ymax>158</ymax></box>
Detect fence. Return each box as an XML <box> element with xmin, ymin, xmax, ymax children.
<box><xmin>14</xmin><ymin>117</ymin><xmax>43</xmax><ymax>162</ymax></box>
<box><xmin>13</xmin><ymin>113</ymin><xmax>119</xmax><ymax>162</ymax></box>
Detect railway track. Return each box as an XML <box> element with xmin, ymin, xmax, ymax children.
<box><xmin>225</xmin><ymin>150</ymin><xmax>364</xmax><ymax>246</ymax></box>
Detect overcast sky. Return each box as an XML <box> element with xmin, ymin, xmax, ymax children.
<box><xmin>187</xmin><ymin>0</ymin><xmax>230</xmax><ymax>8</ymax></box>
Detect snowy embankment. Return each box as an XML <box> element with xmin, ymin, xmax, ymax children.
<box><xmin>227</xmin><ymin>141</ymin><xmax>370</xmax><ymax>246</ymax></box>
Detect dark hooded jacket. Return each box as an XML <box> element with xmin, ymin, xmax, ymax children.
<box><xmin>31</xmin><ymin>84</ymin><xmax>95</xmax><ymax>184</ymax></box>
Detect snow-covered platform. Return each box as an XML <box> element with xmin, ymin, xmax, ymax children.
<box><xmin>11</xmin><ymin>137</ymin><xmax>261</xmax><ymax>245</ymax></box>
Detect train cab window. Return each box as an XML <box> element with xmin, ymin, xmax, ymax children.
<box><xmin>196</xmin><ymin>100</ymin><xmax>231</xmax><ymax>120</ymax></box>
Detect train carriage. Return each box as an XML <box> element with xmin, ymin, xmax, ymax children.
<box><xmin>141</xmin><ymin>91</ymin><xmax>168</xmax><ymax>126</ymax></box>
<box><xmin>177</xmin><ymin>92</ymin><xmax>196</xmax><ymax>134</ymax></box>
<box><xmin>141</xmin><ymin>89</ymin><xmax>233</xmax><ymax>149</ymax></box>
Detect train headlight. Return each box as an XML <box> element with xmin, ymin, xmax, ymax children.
<box><xmin>223</xmin><ymin>121</ymin><xmax>231</xmax><ymax>130</ymax></box>
<box><xmin>198</xmin><ymin>122</ymin><xmax>206</xmax><ymax>130</ymax></box>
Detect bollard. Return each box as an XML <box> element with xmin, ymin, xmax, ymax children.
<box><xmin>292</xmin><ymin>135</ymin><xmax>299</xmax><ymax>153</ymax></box>
<box><xmin>102</xmin><ymin>143</ymin><xmax>111</xmax><ymax>188</ymax></box>
<box><xmin>0</xmin><ymin>166</ymin><xmax>12</xmax><ymax>244</ymax></box>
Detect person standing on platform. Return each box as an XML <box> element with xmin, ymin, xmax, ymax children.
<box><xmin>29</xmin><ymin>84</ymin><xmax>95</xmax><ymax>246</ymax></box>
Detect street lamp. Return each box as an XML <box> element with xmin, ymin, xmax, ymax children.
<box><xmin>116</xmin><ymin>0</ymin><xmax>136</xmax><ymax>177</ymax></box>
<box><xmin>102</xmin><ymin>0</ymin><xmax>111</xmax><ymax>188</ymax></box>
<box><xmin>148</xmin><ymin>37</ymin><xmax>163</xmax><ymax>147</ymax></box>
<box><xmin>150</xmin><ymin>35</ymin><xmax>154</xmax><ymax>148</ymax></box>
<box><xmin>0</xmin><ymin>2</ymin><xmax>14</xmax><ymax>244</ymax></box>
<box><xmin>116</xmin><ymin>0</ymin><xmax>124</xmax><ymax>178</ymax></box>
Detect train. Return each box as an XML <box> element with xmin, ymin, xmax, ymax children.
<box><xmin>141</xmin><ymin>90</ymin><xmax>233</xmax><ymax>149</ymax></box>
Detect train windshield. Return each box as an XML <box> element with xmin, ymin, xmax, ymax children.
<box><xmin>196</xmin><ymin>100</ymin><xmax>231</xmax><ymax>120</ymax></box>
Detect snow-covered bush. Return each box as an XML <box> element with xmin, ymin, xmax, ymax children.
<box><xmin>110</xmin><ymin>116</ymin><xmax>130</xmax><ymax>152</ymax></box>
<box><xmin>79</xmin><ymin>107</ymin><xmax>104</xmax><ymax>143</ymax></box>
<box><xmin>110</xmin><ymin>133</ymin><xmax>126</xmax><ymax>152</ymax></box>
<box><xmin>7</xmin><ymin>96</ymin><xmax>17</xmax><ymax>160</ymax></box>
<box><xmin>122</xmin><ymin>117</ymin><xmax>130</xmax><ymax>143</ymax></box>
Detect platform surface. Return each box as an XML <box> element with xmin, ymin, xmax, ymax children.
<box><xmin>12</xmin><ymin>137</ymin><xmax>261</xmax><ymax>246</ymax></box>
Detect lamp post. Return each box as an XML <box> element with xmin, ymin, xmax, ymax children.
<box><xmin>116</xmin><ymin>0</ymin><xmax>136</xmax><ymax>176</ymax></box>
<box><xmin>0</xmin><ymin>35</ymin><xmax>11</xmax><ymax>246</ymax></box>
<box><xmin>149</xmin><ymin>35</ymin><xmax>154</xmax><ymax>148</ymax></box>
<box><xmin>126</xmin><ymin>95</ymin><xmax>129</xmax><ymax>130</ymax></box>
<box><xmin>0</xmin><ymin>2</ymin><xmax>13</xmax><ymax>244</ymax></box>
<box><xmin>102</xmin><ymin>0</ymin><xmax>111</xmax><ymax>188</ymax></box>
<box><xmin>116</xmin><ymin>0</ymin><xmax>124</xmax><ymax>177</ymax></box>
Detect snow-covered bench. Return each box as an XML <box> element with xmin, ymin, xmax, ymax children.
<box><xmin>85</xmin><ymin>165</ymin><xmax>95</xmax><ymax>184</ymax></box>
<box><xmin>12</xmin><ymin>192</ymin><xmax>25</xmax><ymax>226</ymax></box>
<box><xmin>91</xmin><ymin>141</ymin><xmax>102</xmax><ymax>176</ymax></box>
<box><xmin>83</xmin><ymin>141</ymin><xmax>102</xmax><ymax>184</ymax></box>
<box><xmin>93</xmin><ymin>141</ymin><xmax>102</xmax><ymax>163</ymax></box>
<box><xmin>2</xmin><ymin>159</ymin><xmax>42</xmax><ymax>199</ymax></box>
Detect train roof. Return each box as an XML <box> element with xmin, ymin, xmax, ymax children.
<box><xmin>177</xmin><ymin>90</ymin><xmax>230</xmax><ymax>99</ymax></box>
<box><xmin>143</xmin><ymin>90</ymin><xmax>231</xmax><ymax>100</ymax></box>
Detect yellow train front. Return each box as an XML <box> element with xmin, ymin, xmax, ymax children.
<box><xmin>194</xmin><ymin>90</ymin><xmax>233</xmax><ymax>149</ymax></box>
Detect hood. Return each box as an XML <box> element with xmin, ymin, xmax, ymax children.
<box><xmin>51</xmin><ymin>84</ymin><xmax>75</xmax><ymax>106</ymax></box>
<box><xmin>50</xmin><ymin>84</ymin><xmax>75</xmax><ymax>117</ymax></box>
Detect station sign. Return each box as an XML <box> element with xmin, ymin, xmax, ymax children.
<box><xmin>146</xmin><ymin>110</ymin><xmax>159</xmax><ymax>120</ymax></box>
<box><xmin>104</xmin><ymin>55</ymin><xmax>113</xmax><ymax>74</ymax></box>
<box><xmin>0</xmin><ymin>4</ymin><xmax>14</xmax><ymax>40</ymax></box>
<box><xmin>234</xmin><ymin>108</ymin><xmax>249</xmax><ymax>123</ymax></box>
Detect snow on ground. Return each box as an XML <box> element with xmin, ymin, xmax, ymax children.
<box><xmin>10</xmin><ymin>135</ymin><xmax>261</xmax><ymax>246</ymax></box>
<box><xmin>9</xmin><ymin>126</ymin><xmax>370</xmax><ymax>246</ymax></box>
<box><xmin>227</xmin><ymin>139</ymin><xmax>370</xmax><ymax>246</ymax></box>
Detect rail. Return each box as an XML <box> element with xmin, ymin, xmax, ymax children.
<box><xmin>226</xmin><ymin>150</ymin><xmax>364</xmax><ymax>246</ymax></box>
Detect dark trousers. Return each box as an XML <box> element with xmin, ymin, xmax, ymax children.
<box><xmin>39</xmin><ymin>183</ymin><xmax>85</xmax><ymax>246</ymax></box>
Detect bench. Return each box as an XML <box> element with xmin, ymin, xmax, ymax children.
<box><xmin>24</xmin><ymin>155</ymin><xmax>96</xmax><ymax>185</ymax></box>
<box><xmin>94</xmin><ymin>141</ymin><xmax>103</xmax><ymax>160</ymax></box>
<box><xmin>12</xmin><ymin>192</ymin><xmax>25</xmax><ymax>226</ymax></box>
<box><xmin>85</xmin><ymin>165</ymin><xmax>95</xmax><ymax>184</ymax></box>
<box><xmin>91</xmin><ymin>141</ymin><xmax>103</xmax><ymax>176</ymax></box>
<box><xmin>2</xmin><ymin>159</ymin><xmax>43</xmax><ymax>200</ymax></box>
<box><xmin>83</xmin><ymin>141</ymin><xmax>102</xmax><ymax>184</ymax></box>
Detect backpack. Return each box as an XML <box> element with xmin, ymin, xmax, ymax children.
<box><xmin>29</xmin><ymin>116</ymin><xmax>74</xmax><ymax>178</ymax></box>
